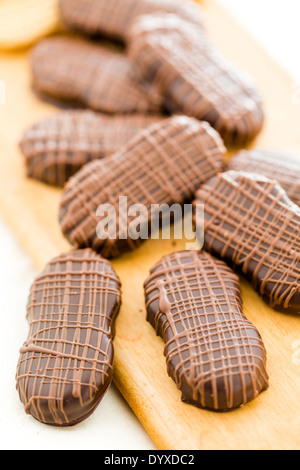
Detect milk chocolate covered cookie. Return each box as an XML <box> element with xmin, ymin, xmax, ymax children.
<box><xmin>228</xmin><ymin>149</ymin><xmax>300</xmax><ymax>206</ymax></box>
<box><xmin>31</xmin><ymin>35</ymin><xmax>159</xmax><ymax>114</ymax></box>
<box><xmin>128</xmin><ymin>14</ymin><xmax>264</xmax><ymax>146</ymax></box>
<box><xmin>59</xmin><ymin>116</ymin><xmax>225</xmax><ymax>258</ymax></box>
<box><xmin>193</xmin><ymin>171</ymin><xmax>300</xmax><ymax>314</ymax></box>
<box><xmin>20</xmin><ymin>111</ymin><xmax>164</xmax><ymax>187</ymax></box>
<box><xmin>59</xmin><ymin>0</ymin><xmax>203</xmax><ymax>43</ymax></box>
<box><xmin>16</xmin><ymin>249</ymin><xmax>121</xmax><ymax>426</ymax></box>
<box><xmin>144</xmin><ymin>250</ymin><xmax>269</xmax><ymax>411</ymax></box>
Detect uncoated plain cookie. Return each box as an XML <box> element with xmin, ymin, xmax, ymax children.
<box><xmin>31</xmin><ymin>35</ymin><xmax>160</xmax><ymax>114</ymax></box>
<box><xmin>0</xmin><ymin>0</ymin><xmax>59</xmax><ymax>51</ymax></box>
<box><xmin>193</xmin><ymin>171</ymin><xmax>300</xmax><ymax>314</ymax></box>
<box><xmin>144</xmin><ymin>250</ymin><xmax>269</xmax><ymax>411</ymax></box>
<box><xmin>59</xmin><ymin>116</ymin><xmax>225</xmax><ymax>258</ymax></box>
<box><xmin>228</xmin><ymin>149</ymin><xmax>300</xmax><ymax>207</ymax></box>
<box><xmin>59</xmin><ymin>0</ymin><xmax>204</xmax><ymax>43</ymax></box>
<box><xmin>20</xmin><ymin>110</ymin><xmax>165</xmax><ymax>187</ymax></box>
<box><xmin>128</xmin><ymin>14</ymin><xmax>264</xmax><ymax>147</ymax></box>
<box><xmin>16</xmin><ymin>249</ymin><xmax>121</xmax><ymax>426</ymax></box>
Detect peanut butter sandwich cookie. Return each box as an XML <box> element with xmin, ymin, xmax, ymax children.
<box><xmin>144</xmin><ymin>250</ymin><xmax>269</xmax><ymax>411</ymax></box>
<box><xmin>228</xmin><ymin>149</ymin><xmax>300</xmax><ymax>207</ymax></box>
<box><xmin>193</xmin><ymin>171</ymin><xmax>300</xmax><ymax>314</ymax></box>
<box><xmin>16</xmin><ymin>249</ymin><xmax>121</xmax><ymax>426</ymax></box>
<box><xmin>128</xmin><ymin>14</ymin><xmax>264</xmax><ymax>146</ymax></box>
<box><xmin>31</xmin><ymin>35</ymin><xmax>160</xmax><ymax>114</ymax></box>
<box><xmin>59</xmin><ymin>116</ymin><xmax>225</xmax><ymax>258</ymax></box>
<box><xmin>59</xmin><ymin>0</ymin><xmax>204</xmax><ymax>43</ymax></box>
<box><xmin>20</xmin><ymin>110</ymin><xmax>165</xmax><ymax>187</ymax></box>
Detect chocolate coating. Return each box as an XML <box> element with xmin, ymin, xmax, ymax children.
<box><xmin>59</xmin><ymin>116</ymin><xmax>225</xmax><ymax>258</ymax></box>
<box><xmin>20</xmin><ymin>110</ymin><xmax>165</xmax><ymax>187</ymax></box>
<box><xmin>128</xmin><ymin>14</ymin><xmax>264</xmax><ymax>147</ymax></box>
<box><xmin>144</xmin><ymin>250</ymin><xmax>269</xmax><ymax>411</ymax></box>
<box><xmin>228</xmin><ymin>149</ymin><xmax>300</xmax><ymax>206</ymax></box>
<box><xmin>31</xmin><ymin>35</ymin><xmax>159</xmax><ymax>114</ymax></box>
<box><xmin>59</xmin><ymin>0</ymin><xmax>204</xmax><ymax>43</ymax></box>
<box><xmin>193</xmin><ymin>171</ymin><xmax>300</xmax><ymax>314</ymax></box>
<box><xmin>16</xmin><ymin>249</ymin><xmax>121</xmax><ymax>426</ymax></box>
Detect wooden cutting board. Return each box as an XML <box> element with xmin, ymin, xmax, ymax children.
<box><xmin>0</xmin><ymin>0</ymin><xmax>300</xmax><ymax>450</ymax></box>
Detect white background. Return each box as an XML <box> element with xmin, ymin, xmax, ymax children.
<box><xmin>1</xmin><ymin>0</ymin><xmax>300</xmax><ymax>450</ymax></box>
<box><xmin>219</xmin><ymin>0</ymin><xmax>300</xmax><ymax>79</ymax></box>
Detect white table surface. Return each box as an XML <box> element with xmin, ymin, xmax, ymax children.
<box><xmin>0</xmin><ymin>0</ymin><xmax>299</xmax><ymax>451</ymax></box>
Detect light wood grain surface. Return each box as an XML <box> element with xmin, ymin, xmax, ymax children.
<box><xmin>0</xmin><ymin>0</ymin><xmax>299</xmax><ymax>450</ymax></box>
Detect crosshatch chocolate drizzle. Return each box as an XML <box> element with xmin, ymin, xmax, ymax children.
<box><xmin>59</xmin><ymin>0</ymin><xmax>204</xmax><ymax>43</ymax></box>
<box><xmin>59</xmin><ymin>116</ymin><xmax>225</xmax><ymax>258</ymax></box>
<box><xmin>228</xmin><ymin>149</ymin><xmax>300</xmax><ymax>207</ymax></box>
<box><xmin>193</xmin><ymin>171</ymin><xmax>300</xmax><ymax>314</ymax></box>
<box><xmin>144</xmin><ymin>250</ymin><xmax>269</xmax><ymax>411</ymax></box>
<box><xmin>128</xmin><ymin>13</ymin><xmax>264</xmax><ymax>146</ymax></box>
<box><xmin>31</xmin><ymin>35</ymin><xmax>159</xmax><ymax>114</ymax></box>
<box><xmin>16</xmin><ymin>249</ymin><xmax>121</xmax><ymax>426</ymax></box>
<box><xmin>20</xmin><ymin>111</ymin><xmax>165</xmax><ymax>187</ymax></box>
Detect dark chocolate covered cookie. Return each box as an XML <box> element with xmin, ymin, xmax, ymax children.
<box><xmin>16</xmin><ymin>249</ymin><xmax>121</xmax><ymax>426</ymax></box>
<box><xmin>128</xmin><ymin>14</ymin><xmax>264</xmax><ymax>146</ymax></box>
<box><xmin>144</xmin><ymin>250</ymin><xmax>269</xmax><ymax>411</ymax></box>
<box><xmin>228</xmin><ymin>149</ymin><xmax>300</xmax><ymax>206</ymax></box>
<box><xmin>59</xmin><ymin>116</ymin><xmax>225</xmax><ymax>258</ymax></box>
<box><xmin>31</xmin><ymin>35</ymin><xmax>159</xmax><ymax>114</ymax></box>
<box><xmin>20</xmin><ymin>110</ymin><xmax>164</xmax><ymax>187</ymax></box>
<box><xmin>193</xmin><ymin>171</ymin><xmax>300</xmax><ymax>314</ymax></box>
<box><xmin>59</xmin><ymin>0</ymin><xmax>204</xmax><ymax>43</ymax></box>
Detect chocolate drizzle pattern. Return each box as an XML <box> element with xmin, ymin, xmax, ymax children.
<box><xmin>193</xmin><ymin>171</ymin><xmax>300</xmax><ymax>314</ymax></box>
<box><xmin>16</xmin><ymin>249</ymin><xmax>121</xmax><ymax>426</ymax></box>
<box><xmin>228</xmin><ymin>149</ymin><xmax>300</xmax><ymax>206</ymax></box>
<box><xmin>31</xmin><ymin>35</ymin><xmax>159</xmax><ymax>114</ymax></box>
<box><xmin>144</xmin><ymin>250</ymin><xmax>269</xmax><ymax>411</ymax></box>
<box><xmin>59</xmin><ymin>116</ymin><xmax>225</xmax><ymax>258</ymax></box>
<box><xmin>59</xmin><ymin>0</ymin><xmax>204</xmax><ymax>43</ymax></box>
<box><xmin>128</xmin><ymin>14</ymin><xmax>264</xmax><ymax>146</ymax></box>
<box><xmin>20</xmin><ymin>111</ymin><xmax>165</xmax><ymax>187</ymax></box>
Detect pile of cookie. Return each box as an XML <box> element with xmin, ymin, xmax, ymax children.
<box><xmin>16</xmin><ymin>0</ymin><xmax>300</xmax><ymax>427</ymax></box>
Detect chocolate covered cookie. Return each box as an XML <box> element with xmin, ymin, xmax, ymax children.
<box><xmin>59</xmin><ymin>116</ymin><xmax>225</xmax><ymax>258</ymax></box>
<box><xmin>144</xmin><ymin>250</ymin><xmax>269</xmax><ymax>411</ymax></box>
<box><xmin>16</xmin><ymin>249</ymin><xmax>121</xmax><ymax>426</ymax></box>
<box><xmin>31</xmin><ymin>35</ymin><xmax>159</xmax><ymax>114</ymax></box>
<box><xmin>20</xmin><ymin>110</ymin><xmax>164</xmax><ymax>187</ymax></box>
<box><xmin>128</xmin><ymin>14</ymin><xmax>264</xmax><ymax>146</ymax></box>
<box><xmin>59</xmin><ymin>0</ymin><xmax>203</xmax><ymax>43</ymax></box>
<box><xmin>228</xmin><ymin>149</ymin><xmax>300</xmax><ymax>206</ymax></box>
<box><xmin>193</xmin><ymin>171</ymin><xmax>300</xmax><ymax>314</ymax></box>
